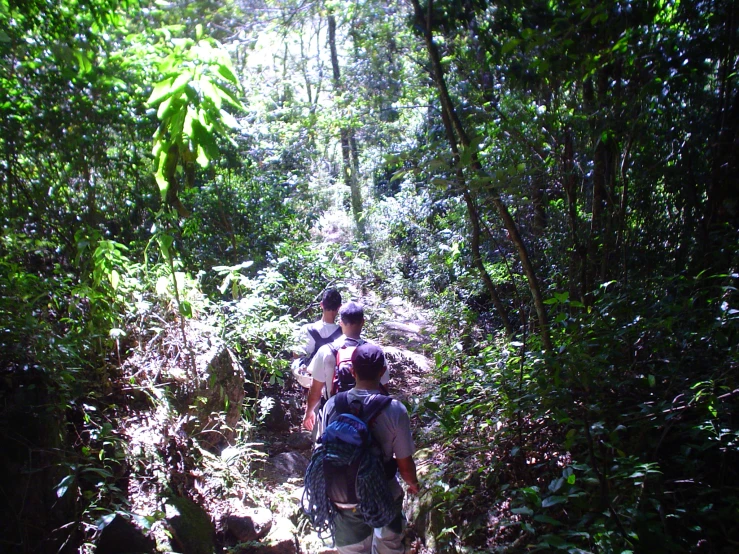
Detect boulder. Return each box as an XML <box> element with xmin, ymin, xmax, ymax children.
<box><xmin>260</xmin><ymin>516</ymin><xmax>298</xmax><ymax>554</ymax></box>
<box><xmin>262</xmin><ymin>452</ymin><xmax>309</xmax><ymax>482</ymax></box>
<box><xmin>218</xmin><ymin>498</ymin><xmax>273</xmax><ymax>544</ymax></box>
<box><xmin>164</xmin><ymin>495</ymin><xmax>215</xmax><ymax>554</ymax></box>
<box><xmin>177</xmin><ymin>338</ymin><xmax>245</xmax><ymax>450</ymax></box>
<box><xmin>96</xmin><ymin>514</ymin><xmax>155</xmax><ymax>554</ymax></box>
<box><xmin>286</xmin><ymin>431</ymin><xmax>313</xmax><ymax>451</ymax></box>
<box><xmin>261</xmin><ymin>396</ymin><xmax>291</xmax><ymax>432</ymax></box>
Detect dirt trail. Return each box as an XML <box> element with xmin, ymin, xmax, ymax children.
<box><xmin>265</xmin><ymin>293</ymin><xmax>437</xmax><ymax>553</ymax></box>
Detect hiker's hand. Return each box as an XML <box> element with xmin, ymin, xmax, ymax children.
<box><xmin>303</xmin><ymin>411</ymin><xmax>315</xmax><ymax>431</ymax></box>
<box><xmin>406</xmin><ymin>481</ymin><xmax>420</xmax><ymax>495</ymax></box>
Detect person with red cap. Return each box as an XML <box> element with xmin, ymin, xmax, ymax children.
<box><xmin>315</xmin><ymin>342</ymin><xmax>420</xmax><ymax>553</ymax></box>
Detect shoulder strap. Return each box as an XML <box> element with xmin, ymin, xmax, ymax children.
<box><xmin>362</xmin><ymin>394</ymin><xmax>392</xmax><ymax>425</ymax></box>
<box><xmin>327</xmin><ymin>327</ymin><xmax>342</xmax><ymax>341</ymax></box>
<box><xmin>307</xmin><ymin>328</ymin><xmax>322</xmax><ymax>346</ymax></box>
<box><xmin>333</xmin><ymin>392</ymin><xmax>350</xmax><ymax>415</ymax></box>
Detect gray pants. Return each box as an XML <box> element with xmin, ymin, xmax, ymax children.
<box><xmin>334</xmin><ymin>498</ymin><xmax>405</xmax><ymax>554</ymax></box>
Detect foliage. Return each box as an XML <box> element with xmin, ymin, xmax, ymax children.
<box><xmin>418</xmin><ymin>274</ymin><xmax>739</xmax><ymax>552</ymax></box>
<box><xmin>146</xmin><ymin>24</ymin><xmax>245</xmax><ymax>213</ymax></box>
<box><xmin>1</xmin><ymin>0</ymin><xmax>738</xmax><ymax>551</ymax></box>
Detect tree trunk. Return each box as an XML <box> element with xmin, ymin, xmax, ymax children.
<box><xmin>410</xmin><ymin>0</ymin><xmax>552</xmax><ymax>351</ymax></box>
<box><xmin>563</xmin><ymin>130</ymin><xmax>586</xmax><ymax>302</ymax></box>
<box><xmin>328</xmin><ymin>12</ymin><xmax>366</xmax><ymax>240</ymax></box>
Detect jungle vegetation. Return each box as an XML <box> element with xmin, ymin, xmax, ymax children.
<box><xmin>1</xmin><ymin>0</ymin><xmax>737</xmax><ymax>552</ymax></box>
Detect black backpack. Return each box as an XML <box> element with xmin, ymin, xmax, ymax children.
<box><xmin>302</xmin><ymin>392</ymin><xmax>398</xmax><ymax>538</ymax></box>
<box><xmin>299</xmin><ymin>327</ymin><xmax>342</xmax><ymax>368</ymax></box>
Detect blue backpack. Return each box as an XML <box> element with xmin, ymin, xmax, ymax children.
<box><xmin>302</xmin><ymin>393</ymin><xmax>398</xmax><ymax>538</ymax></box>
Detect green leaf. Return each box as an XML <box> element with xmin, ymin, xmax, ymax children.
<box><xmin>200</xmin><ymin>78</ymin><xmax>222</xmax><ymax>110</ymax></box>
<box><xmin>196</xmin><ymin>144</ymin><xmax>209</xmax><ymax>167</ymax></box>
<box><xmin>179</xmin><ymin>300</ymin><xmax>192</xmax><ymax>318</ymax></box>
<box><xmin>511</xmin><ymin>506</ymin><xmax>534</xmax><ymax>515</ymax></box>
<box><xmin>158</xmin><ymin>234</ymin><xmax>174</xmax><ymax>260</ymax></box>
<box><xmin>147</xmin><ymin>77</ymin><xmax>176</xmax><ymax>106</ymax></box>
<box><xmin>541</xmin><ymin>495</ymin><xmax>567</xmax><ymax>508</ymax></box>
<box><xmin>534</xmin><ymin>515</ymin><xmax>562</xmax><ymax>526</ymax></box>
<box><xmin>55</xmin><ymin>474</ymin><xmax>75</xmax><ymax>498</ymax></box>
<box><xmin>217</xmin><ymin>62</ymin><xmax>239</xmax><ymax>85</ymax></box>
<box><xmin>501</xmin><ymin>38</ymin><xmax>520</xmax><ymax>55</ymax></box>
<box><xmin>219</xmin><ymin>109</ymin><xmax>239</xmax><ymax>130</ymax></box>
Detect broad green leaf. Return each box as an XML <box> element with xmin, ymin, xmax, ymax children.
<box><xmin>217</xmin><ymin>62</ymin><xmax>239</xmax><ymax>85</ymax></box>
<box><xmin>511</xmin><ymin>506</ymin><xmax>533</xmax><ymax>515</ymax></box>
<box><xmin>147</xmin><ymin>77</ymin><xmax>175</xmax><ymax>106</ymax></box>
<box><xmin>55</xmin><ymin>474</ymin><xmax>75</xmax><ymax>498</ymax></box>
<box><xmin>216</xmin><ymin>84</ymin><xmax>244</xmax><ymax>109</ymax></box>
<box><xmin>541</xmin><ymin>495</ymin><xmax>567</xmax><ymax>508</ymax></box>
<box><xmin>196</xmin><ymin>144</ymin><xmax>209</xmax><ymax>167</ymax></box>
<box><xmin>157</xmin><ymin>234</ymin><xmax>174</xmax><ymax>260</ymax></box>
<box><xmin>200</xmin><ymin>78</ymin><xmax>222</xmax><ymax>110</ymax></box>
<box><xmin>155</xmin><ymin>150</ymin><xmax>169</xmax><ymax>195</ymax></box>
<box><xmin>179</xmin><ymin>300</ymin><xmax>192</xmax><ymax>318</ymax></box>
<box><xmin>183</xmin><ymin>107</ymin><xmax>195</xmax><ymax>138</ymax></box>
<box><xmin>156</xmin><ymin>276</ymin><xmax>170</xmax><ymax>296</ymax></box>
<box><xmin>534</xmin><ymin>515</ymin><xmax>562</xmax><ymax>526</ymax></box>
<box><xmin>219</xmin><ymin>109</ymin><xmax>239</xmax><ymax>130</ymax></box>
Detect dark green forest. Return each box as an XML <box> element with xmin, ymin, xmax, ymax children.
<box><xmin>1</xmin><ymin>0</ymin><xmax>737</xmax><ymax>552</ymax></box>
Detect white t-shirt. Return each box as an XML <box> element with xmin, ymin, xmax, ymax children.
<box><xmin>307</xmin><ymin>335</ymin><xmax>390</xmax><ymax>399</ymax></box>
<box><xmin>295</xmin><ymin>319</ymin><xmax>340</xmax><ymax>357</ymax></box>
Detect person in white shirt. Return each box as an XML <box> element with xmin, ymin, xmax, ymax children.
<box><xmin>291</xmin><ymin>288</ymin><xmax>342</xmax><ymax>385</ymax></box>
<box><xmin>302</xmin><ymin>301</ymin><xmax>389</xmax><ymax>432</ymax></box>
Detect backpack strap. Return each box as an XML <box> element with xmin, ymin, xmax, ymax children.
<box><xmin>333</xmin><ymin>391</ymin><xmax>351</xmax><ymax>415</ymax></box>
<box><xmin>307</xmin><ymin>328</ymin><xmax>322</xmax><ymax>350</ymax></box>
<box><xmin>332</xmin><ymin>392</ymin><xmax>391</xmax><ymax>425</ymax></box>
<box><xmin>362</xmin><ymin>394</ymin><xmax>392</xmax><ymax>426</ymax></box>
<box><xmin>308</xmin><ymin>327</ymin><xmax>343</xmax><ymax>354</ymax></box>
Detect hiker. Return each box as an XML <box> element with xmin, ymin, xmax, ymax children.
<box><xmin>302</xmin><ymin>301</ymin><xmax>389</xmax><ymax>432</ymax></box>
<box><xmin>309</xmin><ymin>342</ymin><xmax>420</xmax><ymax>553</ymax></box>
<box><xmin>291</xmin><ymin>288</ymin><xmax>343</xmax><ymax>387</ymax></box>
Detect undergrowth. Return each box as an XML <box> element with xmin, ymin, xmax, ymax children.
<box><xmin>415</xmin><ymin>275</ymin><xmax>739</xmax><ymax>553</ymax></box>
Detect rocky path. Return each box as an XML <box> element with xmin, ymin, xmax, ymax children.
<box><xmin>256</xmin><ymin>294</ymin><xmax>437</xmax><ymax>553</ymax></box>
<box><xmin>101</xmin><ymin>292</ymin><xmax>437</xmax><ymax>554</ymax></box>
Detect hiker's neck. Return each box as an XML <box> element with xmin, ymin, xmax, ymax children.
<box><xmin>322</xmin><ymin>312</ymin><xmax>337</xmax><ymax>324</ymax></box>
<box><xmin>342</xmin><ymin>323</ymin><xmax>363</xmax><ymax>339</ymax></box>
<box><xmin>354</xmin><ymin>379</ymin><xmax>382</xmax><ymax>390</ymax></box>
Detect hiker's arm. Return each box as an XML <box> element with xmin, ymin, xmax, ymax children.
<box><xmin>303</xmin><ymin>379</ymin><xmax>324</xmax><ymax>431</ymax></box>
<box><xmin>396</xmin><ymin>456</ymin><xmax>420</xmax><ymax>494</ymax></box>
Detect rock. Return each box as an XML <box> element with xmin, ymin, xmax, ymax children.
<box><xmin>164</xmin><ymin>495</ymin><xmax>215</xmax><ymax>554</ymax></box>
<box><xmin>404</xmin><ymin>489</ymin><xmax>445</xmax><ymax>553</ymax></box>
<box><xmin>286</xmin><ymin>431</ymin><xmax>313</xmax><ymax>451</ymax></box>
<box><xmin>262</xmin><ymin>452</ymin><xmax>309</xmax><ymax>482</ymax></box>
<box><xmin>261</xmin><ymin>396</ymin><xmax>291</xmax><ymax>432</ymax></box>
<box><xmin>260</xmin><ymin>516</ymin><xmax>298</xmax><ymax>554</ymax></box>
<box><xmin>96</xmin><ymin>514</ymin><xmax>155</xmax><ymax>554</ymax></box>
<box><xmin>169</xmin><ymin>321</ymin><xmax>245</xmax><ymax>450</ymax></box>
<box><xmin>218</xmin><ymin>499</ymin><xmax>273</xmax><ymax>543</ymax></box>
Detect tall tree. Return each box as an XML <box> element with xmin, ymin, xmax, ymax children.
<box><xmin>327</xmin><ymin>9</ymin><xmax>366</xmax><ymax>241</ymax></box>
